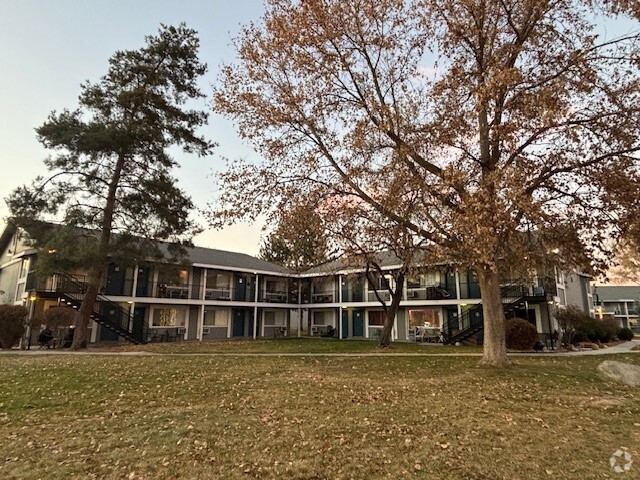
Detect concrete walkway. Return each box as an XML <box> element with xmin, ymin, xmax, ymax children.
<box><xmin>1</xmin><ymin>340</ymin><xmax>638</xmax><ymax>357</ymax></box>
<box><xmin>560</xmin><ymin>339</ymin><xmax>640</xmax><ymax>356</ymax></box>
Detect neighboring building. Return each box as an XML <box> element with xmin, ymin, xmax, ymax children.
<box><xmin>593</xmin><ymin>285</ymin><xmax>640</xmax><ymax>329</ymax></box>
<box><xmin>0</xmin><ymin>223</ymin><xmax>589</xmax><ymax>346</ymax></box>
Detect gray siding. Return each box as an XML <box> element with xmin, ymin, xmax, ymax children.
<box><xmin>0</xmin><ymin>262</ymin><xmax>20</xmax><ymax>304</ymax></box>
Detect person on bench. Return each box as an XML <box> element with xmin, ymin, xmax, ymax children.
<box><xmin>38</xmin><ymin>326</ymin><xmax>54</xmax><ymax>349</ymax></box>
<box><xmin>323</xmin><ymin>325</ymin><xmax>336</xmax><ymax>338</ymax></box>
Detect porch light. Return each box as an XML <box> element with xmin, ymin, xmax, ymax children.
<box><xmin>29</xmin><ymin>295</ymin><xmax>37</xmax><ymax>301</ymax></box>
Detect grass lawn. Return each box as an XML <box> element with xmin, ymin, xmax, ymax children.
<box><xmin>88</xmin><ymin>338</ymin><xmax>484</xmax><ymax>355</ymax></box>
<box><xmin>1</xmin><ymin>350</ymin><xmax>639</xmax><ymax>479</ymax></box>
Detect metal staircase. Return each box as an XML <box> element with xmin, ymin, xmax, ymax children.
<box><xmin>38</xmin><ymin>273</ymin><xmax>147</xmax><ymax>344</ymax></box>
<box><xmin>443</xmin><ymin>283</ymin><xmax>538</xmax><ymax>345</ymax></box>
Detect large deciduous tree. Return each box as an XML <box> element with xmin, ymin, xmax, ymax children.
<box><xmin>7</xmin><ymin>24</ymin><xmax>214</xmax><ymax>349</ymax></box>
<box><xmin>212</xmin><ymin>0</ymin><xmax>640</xmax><ymax>365</ymax></box>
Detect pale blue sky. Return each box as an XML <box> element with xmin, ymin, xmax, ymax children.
<box><xmin>1</xmin><ymin>2</ymin><xmax>637</xmax><ymax>256</ymax></box>
<box><xmin>0</xmin><ymin>0</ymin><xmax>266</xmax><ymax>254</ymax></box>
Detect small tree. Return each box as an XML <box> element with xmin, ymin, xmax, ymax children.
<box><xmin>259</xmin><ymin>203</ymin><xmax>331</xmax><ymax>271</ymax></box>
<box><xmin>555</xmin><ymin>305</ymin><xmax>588</xmax><ymax>346</ymax></box>
<box><xmin>7</xmin><ymin>24</ymin><xmax>214</xmax><ymax>349</ymax></box>
<box><xmin>0</xmin><ymin>305</ymin><xmax>28</xmax><ymax>349</ymax></box>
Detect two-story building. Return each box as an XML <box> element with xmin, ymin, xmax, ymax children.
<box><xmin>0</xmin><ymin>223</ymin><xmax>588</xmax><ymax>346</ymax></box>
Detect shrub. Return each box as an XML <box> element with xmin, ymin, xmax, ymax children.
<box><xmin>617</xmin><ymin>327</ymin><xmax>635</xmax><ymax>341</ymax></box>
<box><xmin>33</xmin><ymin>306</ymin><xmax>76</xmax><ymax>330</ymax></box>
<box><xmin>571</xmin><ymin>331</ymin><xmax>588</xmax><ymax>344</ymax></box>
<box><xmin>555</xmin><ymin>305</ymin><xmax>588</xmax><ymax>346</ymax></box>
<box><xmin>505</xmin><ymin>318</ymin><xmax>539</xmax><ymax>350</ymax></box>
<box><xmin>0</xmin><ymin>304</ymin><xmax>28</xmax><ymax>349</ymax></box>
<box><xmin>578</xmin><ymin>316</ymin><xmax>618</xmax><ymax>343</ymax></box>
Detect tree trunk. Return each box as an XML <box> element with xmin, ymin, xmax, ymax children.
<box><xmin>70</xmin><ymin>152</ymin><xmax>125</xmax><ymax>349</ymax></box>
<box><xmin>379</xmin><ymin>272</ymin><xmax>404</xmax><ymax>348</ymax></box>
<box><xmin>71</xmin><ymin>267</ymin><xmax>104</xmax><ymax>350</ymax></box>
<box><xmin>476</xmin><ymin>267</ymin><xmax>509</xmax><ymax>366</ymax></box>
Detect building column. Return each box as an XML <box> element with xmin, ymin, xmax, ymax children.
<box><xmin>253</xmin><ymin>274</ymin><xmax>259</xmax><ymax>339</ymax></box>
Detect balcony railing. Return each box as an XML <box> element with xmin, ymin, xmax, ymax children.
<box><xmin>367</xmin><ymin>290</ymin><xmax>391</xmax><ymax>302</ymax></box>
<box><xmin>405</xmin><ymin>286</ymin><xmax>452</xmax><ymax>301</ymax></box>
<box><xmin>204</xmin><ymin>287</ymin><xmax>232</xmax><ymax>301</ymax></box>
<box><xmin>311</xmin><ymin>292</ymin><xmax>335</xmax><ymax>303</ymax></box>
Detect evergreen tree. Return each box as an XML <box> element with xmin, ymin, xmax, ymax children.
<box><xmin>7</xmin><ymin>23</ymin><xmax>214</xmax><ymax>348</ymax></box>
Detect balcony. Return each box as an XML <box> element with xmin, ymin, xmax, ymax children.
<box><xmin>155</xmin><ymin>283</ymin><xmax>191</xmax><ymax>299</ymax></box>
<box><xmin>262</xmin><ymin>290</ymin><xmax>289</xmax><ymax>303</ymax></box>
<box><xmin>310</xmin><ymin>292</ymin><xmax>335</xmax><ymax>303</ymax></box>
<box><xmin>204</xmin><ymin>287</ymin><xmax>232</xmax><ymax>301</ymax></box>
<box><xmin>405</xmin><ymin>286</ymin><xmax>451</xmax><ymax>301</ymax></box>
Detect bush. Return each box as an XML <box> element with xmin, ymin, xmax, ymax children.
<box><xmin>617</xmin><ymin>327</ymin><xmax>635</xmax><ymax>341</ymax></box>
<box><xmin>505</xmin><ymin>318</ymin><xmax>539</xmax><ymax>350</ymax></box>
<box><xmin>571</xmin><ymin>331</ymin><xmax>588</xmax><ymax>344</ymax></box>
<box><xmin>0</xmin><ymin>304</ymin><xmax>28</xmax><ymax>349</ymax></box>
<box><xmin>578</xmin><ymin>316</ymin><xmax>618</xmax><ymax>343</ymax></box>
<box><xmin>555</xmin><ymin>305</ymin><xmax>588</xmax><ymax>346</ymax></box>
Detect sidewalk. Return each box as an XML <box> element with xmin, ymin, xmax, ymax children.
<box><xmin>560</xmin><ymin>339</ymin><xmax>640</xmax><ymax>356</ymax></box>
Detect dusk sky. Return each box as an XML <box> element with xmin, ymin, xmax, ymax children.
<box><xmin>1</xmin><ymin>2</ymin><xmax>636</xmax><ymax>256</ymax></box>
<box><xmin>0</xmin><ymin>0</ymin><xmax>266</xmax><ymax>254</ymax></box>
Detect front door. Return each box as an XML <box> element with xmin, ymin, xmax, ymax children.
<box><xmin>234</xmin><ymin>276</ymin><xmax>247</xmax><ymax>301</ymax></box>
<box><xmin>105</xmin><ymin>263</ymin><xmax>126</xmax><ymax>296</ymax></box>
<box><xmin>352</xmin><ymin>309</ymin><xmax>364</xmax><ymax>337</ymax></box>
<box><xmin>341</xmin><ymin>310</ymin><xmax>349</xmax><ymax>338</ymax></box>
<box><xmin>233</xmin><ymin>309</ymin><xmax>245</xmax><ymax>337</ymax></box>
<box><xmin>132</xmin><ymin>307</ymin><xmax>146</xmax><ymax>342</ymax></box>
<box><xmin>98</xmin><ymin>303</ymin><xmax>120</xmax><ymax>342</ymax></box>
<box><xmin>136</xmin><ymin>266</ymin><xmax>150</xmax><ymax>297</ymax></box>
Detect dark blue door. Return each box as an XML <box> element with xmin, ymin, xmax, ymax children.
<box><xmin>234</xmin><ymin>276</ymin><xmax>247</xmax><ymax>301</ymax></box>
<box><xmin>233</xmin><ymin>309</ymin><xmax>245</xmax><ymax>337</ymax></box>
<box><xmin>99</xmin><ymin>303</ymin><xmax>120</xmax><ymax>341</ymax></box>
<box><xmin>353</xmin><ymin>309</ymin><xmax>364</xmax><ymax>337</ymax></box>
<box><xmin>105</xmin><ymin>263</ymin><xmax>126</xmax><ymax>295</ymax></box>
<box><xmin>132</xmin><ymin>307</ymin><xmax>146</xmax><ymax>342</ymax></box>
<box><xmin>341</xmin><ymin>310</ymin><xmax>349</xmax><ymax>338</ymax></box>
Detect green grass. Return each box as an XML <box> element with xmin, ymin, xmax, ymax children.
<box><xmin>88</xmin><ymin>338</ymin><xmax>485</xmax><ymax>355</ymax></box>
<box><xmin>1</xmin><ymin>351</ymin><xmax>639</xmax><ymax>479</ymax></box>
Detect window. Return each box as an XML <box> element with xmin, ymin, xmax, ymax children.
<box><xmin>151</xmin><ymin>308</ymin><xmax>187</xmax><ymax>327</ymax></box>
<box><xmin>407</xmin><ymin>276</ymin><xmax>421</xmax><ymax>289</ymax></box>
<box><xmin>207</xmin><ymin>272</ymin><xmax>231</xmax><ymax>289</ymax></box>
<box><xmin>313</xmin><ymin>277</ymin><xmax>333</xmax><ymax>293</ymax></box>
<box><xmin>203</xmin><ymin>308</ymin><xmax>230</xmax><ymax>327</ymax></box>
<box><xmin>368</xmin><ymin>311</ymin><xmax>385</xmax><ymax>326</ymax></box>
<box><xmin>15</xmin><ymin>283</ymin><xmax>25</xmax><ymax>302</ymax></box>
<box><xmin>408</xmin><ymin>308</ymin><xmax>441</xmax><ymax>328</ymax></box>
<box><xmin>19</xmin><ymin>258</ymin><xmax>30</xmax><ymax>278</ymax></box>
<box><xmin>423</xmin><ymin>271</ymin><xmax>441</xmax><ymax>286</ymax></box>
<box><xmin>177</xmin><ymin>270</ymin><xmax>189</xmax><ymax>285</ymax></box>
<box><xmin>313</xmin><ymin>310</ymin><xmax>333</xmax><ymax>326</ymax></box>
<box><xmin>263</xmin><ymin>310</ymin><xmax>286</xmax><ymax>326</ymax></box>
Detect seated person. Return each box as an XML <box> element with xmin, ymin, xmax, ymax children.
<box><xmin>38</xmin><ymin>326</ymin><xmax>54</xmax><ymax>348</ymax></box>
<box><xmin>323</xmin><ymin>325</ymin><xmax>336</xmax><ymax>337</ymax></box>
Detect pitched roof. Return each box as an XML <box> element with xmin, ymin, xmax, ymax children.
<box><xmin>595</xmin><ymin>285</ymin><xmax>640</xmax><ymax>301</ymax></box>
<box><xmin>185</xmin><ymin>245</ymin><xmax>291</xmax><ymax>274</ymax></box>
<box><xmin>0</xmin><ymin>221</ymin><xmax>290</xmax><ymax>275</ymax></box>
<box><xmin>302</xmin><ymin>251</ymin><xmax>420</xmax><ymax>276</ymax></box>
